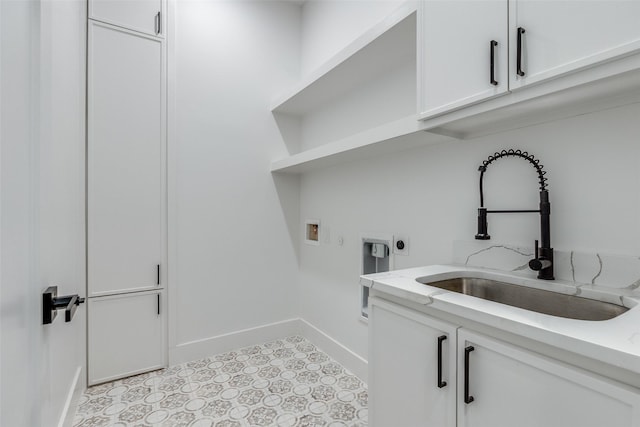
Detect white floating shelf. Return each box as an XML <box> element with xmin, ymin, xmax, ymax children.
<box><xmin>271</xmin><ymin>115</ymin><xmax>455</xmax><ymax>174</ymax></box>
<box><xmin>271</xmin><ymin>2</ymin><xmax>417</xmax><ymax>116</ymax></box>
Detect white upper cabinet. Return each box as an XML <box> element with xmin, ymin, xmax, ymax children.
<box><xmin>419</xmin><ymin>0</ymin><xmax>508</xmax><ymax>117</ymax></box>
<box><xmin>87</xmin><ymin>21</ymin><xmax>165</xmax><ymax>297</ymax></box>
<box><xmin>509</xmin><ymin>0</ymin><xmax>640</xmax><ymax>90</ymax></box>
<box><xmin>419</xmin><ymin>0</ymin><xmax>640</xmax><ymax>120</ymax></box>
<box><xmin>89</xmin><ymin>0</ymin><xmax>164</xmax><ymax>37</ymax></box>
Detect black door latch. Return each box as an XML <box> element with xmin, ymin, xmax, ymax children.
<box><xmin>43</xmin><ymin>286</ymin><xmax>85</xmax><ymax>325</ymax></box>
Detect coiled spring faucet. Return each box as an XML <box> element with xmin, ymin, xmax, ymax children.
<box><xmin>475</xmin><ymin>149</ymin><xmax>554</xmax><ymax>280</ymax></box>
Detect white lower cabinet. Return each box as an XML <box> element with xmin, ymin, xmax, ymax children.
<box><xmin>88</xmin><ymin>291</ymin><xmax>164</xmax><ymax>385</ymax></box>
<box><xmin>369</xmin><ymin>297</ymin><xmax>640</xmax><ymax>427</ymax></box>
<box><xmin>369</xmin><ymin>298</ymin><xmax>457</xmax><ymax>427</ymax></box>
<box><xmin>459</xmin><ymin>329</ymin><xmax>640</xmax><ymax>427</ymax></box>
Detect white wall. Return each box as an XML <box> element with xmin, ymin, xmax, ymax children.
<box><xmin>298</xmin><ymin>102</ymin><xmax>640</xmax><ymax>361</ymax></box>
<box><xmin>299</xmin><ymin>60</ymin><xmax>416</xmax><ymax>151</ymax></box>
<box><xmin>300</xmin><ymin>0</ymin><xmax>410</xmax><ymax>75</ymax></box>
<box><xmin>1</xmin><ymin>0</ymin><xmax>86</xmax><ymax>425</ymax></box>
<box><xmin>170</xmin><ymin>0</ymin><xmax>301</xmax><ymax>359</ymax></box>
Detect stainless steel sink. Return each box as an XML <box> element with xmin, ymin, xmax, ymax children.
<box><xmin>417</xmin><ymin>277</ymin><xmax>629</xmax><ymax>321</ymax></box>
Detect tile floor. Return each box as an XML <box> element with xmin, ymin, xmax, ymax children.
<box><xmin>73</xmin><ymin>336</ymin><xmax>368</xmax><ymax>427</ymax></box>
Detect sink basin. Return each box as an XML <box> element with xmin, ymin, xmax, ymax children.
<box><xmin>417</xmin><ymin>277</ymin><xmax>629</xmax><ymax>321</ymax></box>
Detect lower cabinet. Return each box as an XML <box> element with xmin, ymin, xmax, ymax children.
<box><xmin>458</xmin><ymin>330</ymin><xmax>640</xmax><ymax>427</ymax></box>
<box><xmin>369</xmin><ymin>298</ymin><xmax>457</xmax><ymax>427</ymax></box>
<box><xmin>369</xmin><ymin>297</ymin><xmax>640</xmax><ymax>427</ymax></box>
<box><xmin>88</xmin><ymin>290</ymin><xmax>165</xmax><ymax>385</ymax></box>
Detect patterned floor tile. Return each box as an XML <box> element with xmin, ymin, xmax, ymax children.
<box><xmin>74</xmin><ymin>336</ymin><xmax>368</xmax><ymax>426</ymax></box>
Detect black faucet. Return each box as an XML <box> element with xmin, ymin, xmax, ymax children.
<box><xmin>474</xmin><ymin>149</ymin><xmax>554</xmax><ymax>280</ymax></box>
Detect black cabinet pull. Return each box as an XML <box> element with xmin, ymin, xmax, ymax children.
<box><xmin>157</xmin><ymin>294</ymin><xmax>160</xmax><ymax>315</ymax></box>
<box><xmin>517</xmin><ymin>27</ymin><xmax>526</xmax><ymax>77</ymax></box>
<box><xmin>490</xmin><ymin>40</ymin><xmax>498</xmax><ymax>86</ymax></box>
<box><xmin>437</xmin><ymin>335</ymin><xmax>447</xmax><ymax>388</ymax></box>
<box><xmin>155</xmin><ymin>12</ymin><xmax>161</xmax><ymax>35</ymax></box>
<box><xmin>157</xmin><ymin>264</ymin><xmax>160</xmax><ymax>286</ymax></box>
<box><xmin>464</xmin><ymin>345</ymin><xmax>475</xmax><ymax>404</ymax></box>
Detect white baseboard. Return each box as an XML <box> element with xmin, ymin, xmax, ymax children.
<box><xmin>58</xmin><ymin>366</ymin><xmax>83</xmax><ymax>427</ymax></box>
<box><xmin>169</xmin><ymin>318</ymin><xmax>300</xmax><ymax>365</ymax></box>
<box><xmin>299</xmin><ymin>319</ymin><xmax>368</xmax><ymax>383</ymax></box>
<box><xmin>168</xmin><ymin>318</ymin><xmax>368</xmax><ymax>383</ymax></box>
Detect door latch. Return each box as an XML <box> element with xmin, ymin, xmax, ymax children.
<box><xmin>43</xmin><ymin>286</ymin><xmax>85</xmax><ymax>325</ymax></box>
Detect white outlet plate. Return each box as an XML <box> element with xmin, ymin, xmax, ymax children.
<box><xmin>393</xmin><ymin>235</ymin><xmax>409</xmax><ymax>256</ymax></box>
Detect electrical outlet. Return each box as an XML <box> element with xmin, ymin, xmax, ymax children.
<box><xmin>393</xmin><ymin>235</ymin><xmax>409</xmax><ymax>256</ymax></box>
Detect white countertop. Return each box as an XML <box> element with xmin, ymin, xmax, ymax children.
<box><xmin>361</xmin><ymin>265</ymin><xmax>640</xmax><ymax>375</ymax></box>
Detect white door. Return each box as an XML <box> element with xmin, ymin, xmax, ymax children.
<box><xmin>509</xmin><ymin>0</ymin><xmax>640</xmax><ymax>89</ymax></box>
<box><xmin>369</xmin><ymin>298</ymin><xmax>457</xmax><ymax>427</ymax></box>
<box><xmin>419</xmin><ymin>0</ymin><xmax>508</xmax><ymax>118</ymax></box>
<box><xmin>87</xmin><ymin>21</ymin><xmax>165</xmax><ymax>297</ymax></box>
<box><xmin>88</xmin><ymin>291</ymin><xmax>164</xmax><ymax>385</ymax></box>
<box><xmin>89</xmin><ymin>0</ymin><xmax>163</xmax><ymax>37</ymax></box>
<box><xmin>458</xmin><ymin>330</ymin><xmax>640</xmax><ymax>427</ymax></box>
<box><xmin>1</xmin><ymin>0</ymin><xmax>87</xmax><ymax>425</ymax></box>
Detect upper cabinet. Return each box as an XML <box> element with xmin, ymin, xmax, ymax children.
<box><xmin>89</xmin><ymin>0</ymin><xmax>164</xmax><ymax>37</ymax></box>
<box><xmin>419</xmin><ymin>0</ymin><xmax>508</xmax><ymax>117</ymax></box>
<box><xmin>87</xmin><ymin>21</ymin><xmax>165</xmax><ymax>297</ymax></box>
<box><xmin>419</xmin><ymin>0</ymin><xmax>640</xmax><ymax>120</ymax></box>
<box><xmin>271</xmin><ymin>1</ymin><xmax>640</xmax><ymax>173</ymax></box>
<box><xmin>509</xmin><ymin>0</ymin><xmax>640</xmax><ymax>89</ymax></box>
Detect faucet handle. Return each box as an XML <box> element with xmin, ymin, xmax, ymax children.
<box><xmin>534</xmin><ymin>240</ymin><xmax>539</xmax><ymax>259</ymax></box>
<box><xmin>530</xmin><ymin>239</ymin><xmax>552</xmax><ymax>272</ymax></box>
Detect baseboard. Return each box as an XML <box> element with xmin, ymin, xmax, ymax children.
<box><xmin>58</xmin><ymin>366</ymin><xmax>83</xmax><ymax>427</ymax></box>
<box><xmin>299</xmin><ymin>319</ymin><xmax>368</xmax><ymax>383</ymax></box>
<box><xmin>169</xmin><ymin>318</ymin><xmax>300</xmax><ymax>365</ymax></box>
<box><xmin>168</xmin><ymin>318</ymin><xmax>368</xmax><ymax>383</ymax></box>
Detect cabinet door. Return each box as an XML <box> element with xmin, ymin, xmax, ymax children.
<box><xmin>419</xmin><ymin>0</ymin><xmax>508</xmax><ymax>118</ymax></box>
<box><xmin>458</xmin><ymin>330</ymin><xmax>640</xmax><ymax>427</ymax></box>
<box><xmin>509</xmin><ymin>0</ymin><xmax>640</xmax><ymax>89</ymax></box>
<box><xmin>88</xmin><ymin>291</ymin><xmax>164</xmax><ymax>385</ymax></box>
<box><xmin>88</xmin><ymin>21</ymin><xmax>165</xmax><ymax>297</ymax></box>
<box><xmin>369</xmin><ymin>298</ymin><xmax>457</xmax><ymax>427</ymax></box>
<box><xmin>89</xmin><ymin>0</ymin><xmax>163</xmax><ymax>37</ymax></box>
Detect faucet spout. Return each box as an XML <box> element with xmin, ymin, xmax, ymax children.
<box><xmin>475</xmin><ymin>150</ymin><xmax>554</xmax><ymax>280</ymax></box>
